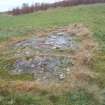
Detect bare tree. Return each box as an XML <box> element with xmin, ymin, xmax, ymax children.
<box><xmin>10</xmin><ymin>0</ymin><xmax>105</xmax><ymax>15</ymax></box>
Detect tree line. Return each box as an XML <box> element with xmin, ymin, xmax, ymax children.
<box><xmin>9</xmin><ymin>0</ymin><xmax>105</xmax><ymax>15</ymax></box>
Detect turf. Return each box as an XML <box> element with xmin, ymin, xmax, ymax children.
<box><xmin>0</xmin><ymin>4</ymin><xmax>105</xmax><ymax>43</ymax></box>
<box><xmin>0</xmin><ymin>89</ymin><xmax>98</xmax><ymax>105</ymax></box>
<box><xmin>0</xmin><ymin>3</ymin><xmax>105</xmax><ymax>105</ymax></box>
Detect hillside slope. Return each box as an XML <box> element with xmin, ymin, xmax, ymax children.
<box><xmin>0</xmin><ymin>4</ymin><xmax>105</xmax><ymax>43</ymax></box>
<box><xmin>0</xmin><ymin>4</ymin><xmax>105</xmax><ymax>105</ymax></box>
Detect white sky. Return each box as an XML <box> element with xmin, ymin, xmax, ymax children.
<box><xmin>0</xmin><ymin>0</ymin><xmax>62</xmax><ymax>12</ymax></box>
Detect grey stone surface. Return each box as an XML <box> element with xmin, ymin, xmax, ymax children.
<box><xmin>11</xmin><ymin>32</ymin><xmax>77</xmax><ymax>82</ymax></box>
<box><xmin>45</xmin><ymin>32</ymin><xmax>74</xmax><ymax>49</ymax></box>
<box><xmin>12</xmin><ymin>56</ymin><xmax>72</xmax><ymax>81</ymax></box>
<box><xmin>14</xmin><ymin>32</ymin><xmax>77</xmax><ymax>50</ymax></box>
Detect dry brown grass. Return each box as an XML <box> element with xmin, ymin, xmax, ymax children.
<box><xmin>0</xmin><ymin>23</ymin><xmax>98</xmax><ymax>94</ymax></box>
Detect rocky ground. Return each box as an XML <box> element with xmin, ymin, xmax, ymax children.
<box><xmin>0</xmin><ymin>24</ymin><xmax>98</xmax><ymax>92</ymax></box>
<box><xmin>1</xmin><ymin>24</ymin><xmax>105</xmax><ymax>105</ymax></box>
<box><xmin>10</xmin><ymin>31</ymin><xmax>78</xmax><ymax>83</ymax></box>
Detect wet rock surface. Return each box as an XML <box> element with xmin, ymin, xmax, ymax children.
<box><xmin>14</xmin><ymin>32</ymin><xmax>77</xmax><ymax>51</ymax></box>
<box><xmin>11</xmin><ymin>56</ymin><xmax>73</xmax><ymax>81</ymax></box>
<box><xmin>10</xmin><ymin>32</ymin><xmax>78</xmax><ymax>82</ymax></box>
<box><xmin>45</xmin><ymin>32</ymin><xmax>75</xmax><ymax>49</ymax></box>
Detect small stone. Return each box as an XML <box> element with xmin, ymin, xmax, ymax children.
<box><xmin>52</xmin><ymin>46</ymin><xmax>57</xmax><ymax>49</ymax></box>
<box><xmin>25</xmin><ymin>51</ymin><xmax>30</xmax><ymax>55</ymax></box>
<box><xmin>15</xmin><ymin>53</ymin><xmax>20</xmax><ymax>56</ymax></box>
<box><xmin>59</xmin><ymin>73</ymin><xmax>65</xmax><ymax>80</ymax></box>
<box><xmin>66</xmin><ymin>68</ymin><xmax>70</xmax><ymax>72</ymax></box>
<box><xmin>31</xmin><ymin>64</ymin><xmax>35</xmax><ymax>68</ymax></box>
<box><xmin>36</xmin><ymin>79</ymin><xmax>41</xmax><ymax>81</ymax></box>
<box><xmin>18</xmin><ymin>69</ymin><xmax>22</xmax><ymax>73</ymax></box>
<box><xmin>43</xmin><ymin>76</ymin><xmax>47</xmax><ymax>79</ymax></box>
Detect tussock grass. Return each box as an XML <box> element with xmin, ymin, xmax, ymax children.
<box><xmin>0</xmin><ymin>3</ymin><xmax>105</xmax><ymax>104</ymax></box>
<box><xmin>0</xmin><ymin>88</ymin><xmax>99</xmax><ymax>105</ymax></box>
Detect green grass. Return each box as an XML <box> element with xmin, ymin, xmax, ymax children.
<box><xmin>0</xmin><ymin>89</ymin><xmax>99</xmax><ymax>105</ymax></box>
<box><xmin>0</xmin><ymin>3</ymin><xmax>105</xmax><ymax>104</ymax></box>
<box><xmin>0</xmin><ymin>4</ymin><xmax>105</xmax><ymax>42</ymax></box>
<box><xmin>90</xmin><ymin>52</ymin><xmax>105</xmax><ymax>89</ymax></box>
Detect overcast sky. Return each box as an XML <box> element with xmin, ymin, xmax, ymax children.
<box><xmin>0</xmin><ymin>0</ymin><xmax>62</xmax><ymax>12</ymax></box>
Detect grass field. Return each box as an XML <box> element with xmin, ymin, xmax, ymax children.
<box><xmin>0</xmin><ymin>3</ymin><xmax>105</xmax><ymax>105</ymax></box>
<box><xmin>0</xmin><ymin>4</ymin><xmax>105</xmax><ymax>42</ymax></box>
